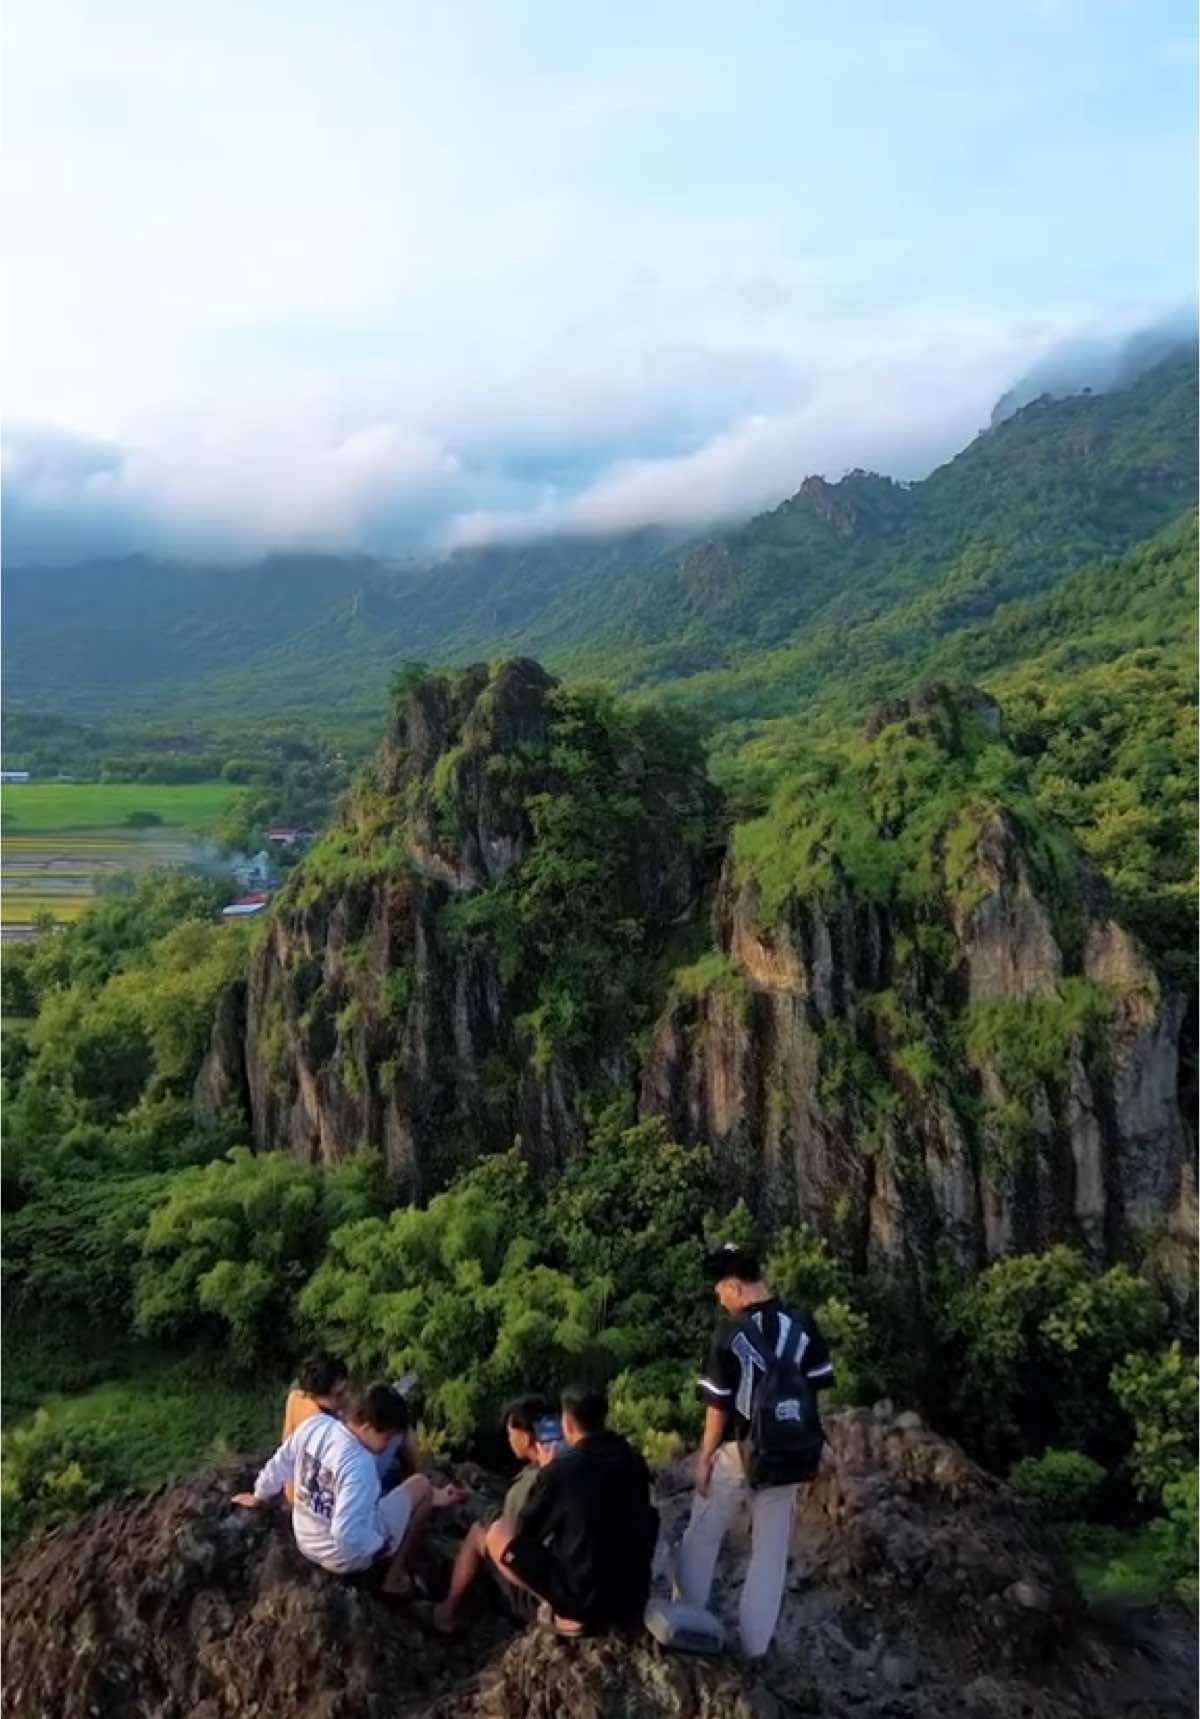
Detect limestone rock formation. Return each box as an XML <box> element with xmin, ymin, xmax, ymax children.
<box><xmin>639</xmin><ymin>690</ymin><xmax>1192</xmax><ymax>1277</ymax></box>
<box><xmin>195</xmin><ymin>671</ymin><xmax>1192</xmax><ymax>1279</ymax></box>
<box><xmin>195</xmin><ymin>659</ymin><xmax>715</xmax><ymax>1193</ymax></box>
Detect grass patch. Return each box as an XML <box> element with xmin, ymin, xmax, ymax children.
<box><xmin>10</xmin><ymin>1363</ymin><xmax>284</xmax><ymax>1490</ymax></box>
<box><xmin>2</xmin><ymin>1315</ymin><xmax>285</xmax><ymax>1545</ymax></box>
<box><xmin>2</xmin><ymin>782</ymin><xmax>235</xmax><ymax>834</ymax></box>
<box><xmin>672</xmin><ymin>951</ymin><xmax>741</xmax><ymax>998</ymax></box>
<box><xmin>1063</xmin><ymin>1522</ymin><xmax>1191</xmax><ymax>1604</ymax></box>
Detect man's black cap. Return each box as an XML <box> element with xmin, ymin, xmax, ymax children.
<box><xmin>703</xmin><ymin>1241</ymin><xmax>762</xmax><ymax>1283</ymax></box>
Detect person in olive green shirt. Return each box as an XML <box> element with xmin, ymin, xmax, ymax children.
<box><xmin>431</xmin><ymin>1396</ymin><xmax>562</xmax><ymax>1633</ymax></box>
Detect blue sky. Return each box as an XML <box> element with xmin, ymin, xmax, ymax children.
<box><xmin>3</xmin><ymin>0</ymin><xmax>1195</xmax><ymax>560</ymax></box>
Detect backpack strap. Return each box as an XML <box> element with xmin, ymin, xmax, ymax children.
<box><xmin>735</xmin><ymin>1307</ymin><xmax>809</xmax><ymax>1373</ymax></box>
<box><xmin>777</xmin><ymin>1312</ymin><xmax>807</xmax><ymax>1369</ymax></box>
<box><xmin>734</xmin><ymin>1312</ymin><xmax>775</xmax><ymax>1370</ymax></box>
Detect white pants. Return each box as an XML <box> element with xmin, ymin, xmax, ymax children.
<box><xmin>675</xmin><ymin>1442</ymin><xmax>797</xmax><ymax>1659</ymax></box>
<box><xmin>377</xmin><ymin>1478</ymin><xmax>418</xmax><ymax>1552</ymax></box>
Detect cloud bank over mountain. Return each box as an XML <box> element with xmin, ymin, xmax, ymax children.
<box><xmin>5</xmin><ymin>311</ymin><xmax>1193</xmax><ymax>563</ymax></box>
<box><xmin>4</xmin><ymin>0</ymin><xmax>1195</xmax><ymax>563</ymax></box>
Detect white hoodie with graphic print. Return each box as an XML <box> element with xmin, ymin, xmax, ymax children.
<box><xmin>253</xmin><ymin>1411</ymin><xmax>384</xmax><ymax>1573</ymax></box>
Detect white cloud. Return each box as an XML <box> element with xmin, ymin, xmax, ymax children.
<box><xmin>440</xmin><ymin>311</ymin><xmax>1089</xmax><ymax>547</ymax></box>
<box><xmin>2</xmin><ymin>0</ymin><xmax>1194</xmax><ymax>559</ymax></box>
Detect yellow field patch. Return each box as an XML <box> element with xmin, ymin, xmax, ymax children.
<box><xmin>1</xmin><ymin>896</ymin><xmax>90</xmax><ymax>924</ymax></box>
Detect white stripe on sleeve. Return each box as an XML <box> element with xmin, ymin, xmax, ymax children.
<box><xmin>698</xmin><ymin>1377</ymin><xmax>733</xmax><ymax>1396</ymax></box>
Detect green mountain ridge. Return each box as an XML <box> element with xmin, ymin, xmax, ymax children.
<box><xmin>4</xmin><ymin>351</ymin><xmax>1195</xmax><ymax>728</ymax></box>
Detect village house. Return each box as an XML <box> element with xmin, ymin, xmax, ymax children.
<box><xmin>221</xmin><ymin>893</ymin><xmax>270</xmax><ymax>920</ymax></box>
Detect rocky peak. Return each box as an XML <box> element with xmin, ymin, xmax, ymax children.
<box><xmin>640</xmin><ymin>685</ymin><xmax>1192</xmax><ymax>1278</ymax></box>
<box><xmin>193</xmin><ymin>662</ymin><xmax>1191</xmax><ymax>1286</ymax></box>
<box><xmin>775</xmin><ymin>471</ymin><xmax>910</xmax><ymax>537</ymax></box>
<box><xmin>863</xmin><ymin>682</ymin><xmax>1004</xmax><ymax>746</ymax></box>
<box><xmin>5</xmin><ymin>1410</ymin><xmax>1194</xmax><ymax>1719</ymax></box>
<box><xmin>196</xmin><ymin>661</ymin><xmax>716</xmax><ymax>1189</ymax></box>
<box><xmin>380</xmin><ymin>659</ymin><xmax>555</xmax><ymax>796</ymax></box>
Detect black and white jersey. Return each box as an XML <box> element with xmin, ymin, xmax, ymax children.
<box><xmin>698</xmin><ymin>1297</ymin><xmax>834</xmax><ymax>1441</ymax></box>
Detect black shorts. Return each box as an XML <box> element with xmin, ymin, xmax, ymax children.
<box><xmin>500</xmin><ymin>1537</ymin><xmax>576</xmax><ymax>1621</ymax></box>
<box><xmin>486</xmin><ymin>1552</ymin><xmax>539</xmax><ymax>1624</ymax></box>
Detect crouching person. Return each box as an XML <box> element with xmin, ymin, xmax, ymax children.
<box><xmin>431</xmin><ymin>1395</ymin><xmax>562</xmax><ymax>1634</ymax></box>
<box><xmin>493</xmin><ymin>1384</ymin><xmax>659</xmax><ymax>1637</ymax></box>
<box><xmin>234</xmin><ymin>1382</ymin><xmax>460</xmax><ymax>1596</ymax></box>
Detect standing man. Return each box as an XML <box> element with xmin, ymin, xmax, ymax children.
<box><xmin>675</xmin><ymin>1242</ymin><xmax>834</xmax><ymax>1659</ymax></box>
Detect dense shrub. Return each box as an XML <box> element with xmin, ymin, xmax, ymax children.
<box><xmin>3</xmin><ymin>1171</ymin><xmax>175</xmax><ymax>1323</ymax></box>
<box><xmin>1110</xmin><ymin>1341</ymin><xmax>1199</xmax><ymax>1500</ymax></box>
<box><xmin>764</xmin><ymin>1224</ymin><xmax>877</xmax><ymax>1405</ymax></box>
<box><xmin>134</xmin><ymin>1148</ymin><xmax>383</xmax><ymax>1364</ymax></box>
<box><xmin>300</xmin><ymin>1152</ymin><xmax>592</xmax><ymax>1444</ymax></box>
<box><xmin>5</xmin><ymin>882</ymin><xmax>250</xmax><ymax>1183</ymax></box>
<box><xmin>0</xmin><ymin>1411</ymin><xmax>126</xmax><ymax>1551</ymax></box>
<box><xmin>301</xmin><ymin>1120</ymin><xmax>725</xmax><ymax>1452</ymax></box>
<box><xmin>948</xmin><ymin>1246</ymin><xmax>1162</xmax><ymax>1467</ymax></box>
<box><xmin>1011</xmin><ymin>1447</ymin><xmax>1106</xmax><ymax>1519</ymax></box>
<box><xmin>1156</xmin><ymin>1469</ymin><xmax>1199</xmax><ymax>1600</ymax></box>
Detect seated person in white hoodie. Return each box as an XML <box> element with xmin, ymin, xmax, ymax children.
<box><xmin>234</xmin><ymin>1382</ymin><xmax>462</xmax><ymax>1596</ymax></box>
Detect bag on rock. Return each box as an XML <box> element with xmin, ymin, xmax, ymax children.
<box><xmin>644</xmin><ymin>1598</ymin><xmax>726</xmax><ymax>1655</ymax></box>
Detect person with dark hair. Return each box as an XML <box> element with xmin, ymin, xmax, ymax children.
<box><xmin>234</xmin><ymin>1382</ymin><xmax>463</xmax><ymax>1593</ymax></box>
<box><xmin>280</xmin><ymin>1354</ymin><xmax>350</xmax><ymax>1504</ymax></box>
<box><xmin>430</xmin><ymin>1395</ymin><xmax>563</xmax><ymax>1633</ymax></box>
<box><xmin>493</xmin><ymin>1384</ymin><xmax>659</xmax><ymax>1636</ymax></box>
<box><xmin>675</xmin><ymin>1242</ymin><xmax>834</xmax><ymax>1658</ymax></box>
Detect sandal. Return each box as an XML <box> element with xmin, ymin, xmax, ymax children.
<box><xmin>414</xmin><ymin>1600</ymin><xmax>461</xmax><ymax>1635</ymax></box>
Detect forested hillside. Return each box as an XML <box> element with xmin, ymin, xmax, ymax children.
<box><xmin>4</xmin><ymin>351</ymin><xmax>1195</xmax><ymax>734</ymax></box>
<box><xmin>2</xmin><ymin>349</ymin><xmax>1195</xmax><ymax>1615</ymax></box>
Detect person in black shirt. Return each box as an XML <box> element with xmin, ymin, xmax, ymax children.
<box><xmin>675</xmin><ymin>1242</ymin><xmax>833</xmax><ymax>1658</ymax></box>
<box><xmin>497</xmin><ymin>1384</ymin><xmax>659</xmax><ymax>1635</ymax></box>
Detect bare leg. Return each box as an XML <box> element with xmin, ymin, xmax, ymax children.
<box><xmin>483</xmin><ymin>1519</ymin><xmax>585</xmax><ymax>1635</ymax></box>
<box><xmin>431</xmin><ymin>1522</ymin><xmax>488</xmax><ymax>1631</ymax></box>
<box><xmin>381</xmin><ymin>1474</ymin><xmax>434</xmax><ymax>1596</ymax></box>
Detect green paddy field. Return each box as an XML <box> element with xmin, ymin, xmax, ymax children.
<box><xmin>1</xmin><ymin>782</ymin><xmax>235</xmax><ymax>927</ymax></box>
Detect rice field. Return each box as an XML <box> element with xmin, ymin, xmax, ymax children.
<box><xmin>1</xmin><ymin>782</ymin><xmax>235</xmax><ymax>931</ymax></box>
<box><xmin>2</xmin><ymin>782</ymin><xmax>234</xmax><ymax>834</ymax></box>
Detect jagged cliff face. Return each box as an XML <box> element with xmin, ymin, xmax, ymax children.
<box><xmin>197</xmin><ymin>659</ymin><xmax>716</xmax><ymax>1193</ymax></box>
<box><xmin>197</xmin><ymin>672</ymin><xmax>1192</xmax><ymax>1278</ymax></box>
<box><xmin>639</xmin><ymin>689</ymin><xmax>1193</xmax><ymax>1277</ymax></box>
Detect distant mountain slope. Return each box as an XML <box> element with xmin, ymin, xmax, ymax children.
<box><xmin>583</xmin><ymin>348</ymin><xmax>1197</xmax><ymax>717</ymax></box>
<box><xmin>713</xmin><ymin>510</ymin><xmax>1198</xmax><ymax>990</ymax></box>
<box><xmin>3</xmin><ymin>349</ymin><xmax>1195</xmax><ymax>724</ymax></box>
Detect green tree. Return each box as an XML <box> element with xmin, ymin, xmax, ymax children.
<box><xmin>1011</xmin><ymin>1447</ymin><xmax>1106</xmax><ymax>1519</ymax></box>
<box><xmin>948</xmin><ymin>1246</ymin><xmax>1163</xmax><ymax>1466</ymax></box>
<box><xmin>133</xmin><ymin>1148</ymin><xmax>382</xmax><ymax>1364</ymax></box>
<box><xmin>1110</xmin><ymin>1341</ymin><xmax>1199</xmax><ymax>1501</ymax></box>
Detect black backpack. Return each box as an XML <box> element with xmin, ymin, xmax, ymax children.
<box><xmin>736</xmin><ymin>1308</ymin><xmax>826</xmax><ymax>1489</ymax></box>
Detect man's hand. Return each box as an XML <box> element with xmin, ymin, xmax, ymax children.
<box><xmin>231</xmin><ymin>1492</ymin><xmax>262</xmax><ymax>1510</ymax></box>
<box><xmin>433</xmin><ymin>1482</ymin><xmax>468</xmax><ymax>1508</ymax></box>
<box><xmin>695</xmin><ymin>1450</ymin><xmax>716</xmax><ymax>1497</ymax></box>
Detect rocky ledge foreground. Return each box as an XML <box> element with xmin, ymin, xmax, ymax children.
<box><xmin>3</xmin><ymin>1408</ymin><xmax>1194</xmax><ymax>1719</ymax></box>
